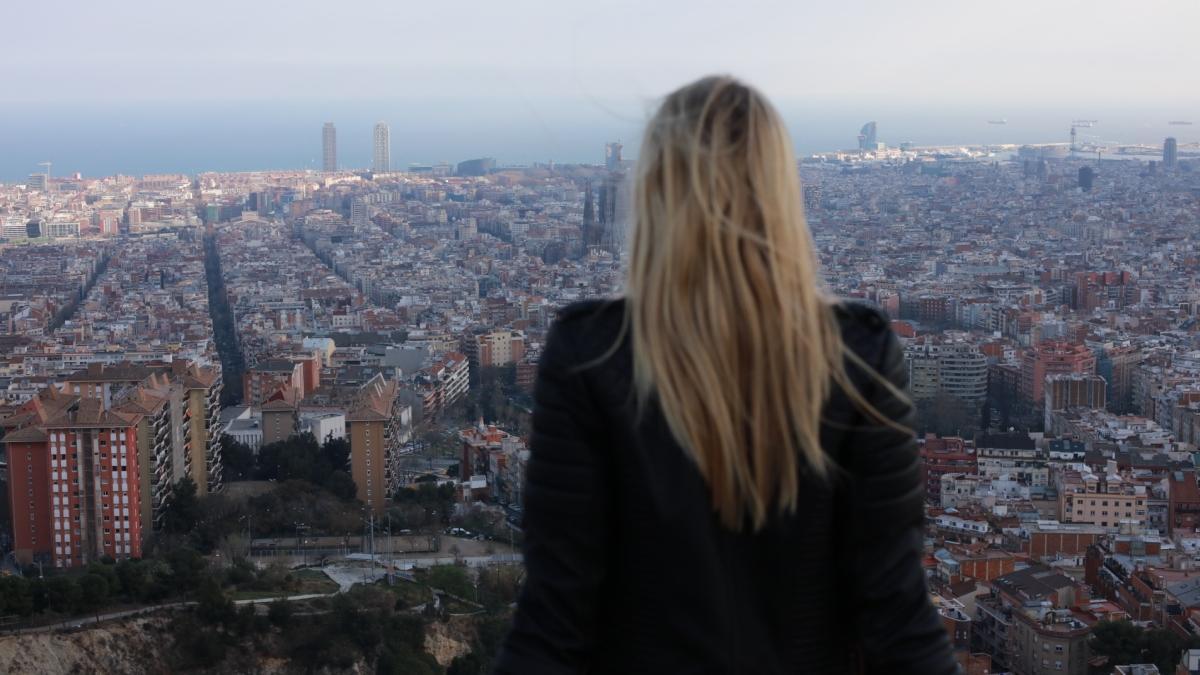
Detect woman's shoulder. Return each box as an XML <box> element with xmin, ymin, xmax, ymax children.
<box><xmin>545</xmin><ymin>296</ymin><xmax>897</xmax><ymax>368</ymax></box>
<box><xmin>552</xmin><ymin>298</ymin><xmax>627</xmax><ymax>336</ymax></box>
<box><xmin>556</xmin><ymin>297</ymin><xmax>626</xmax><ymax>321</ymax></box>
<box><xmin>831</xmin><ymin>299</ymin><xmax>900</xmax><ymax>370</ymax></box>
<box><xmin>544</xmin><ymin>298</ymin><xmax>628</xmax><ymax>361</ymax></box>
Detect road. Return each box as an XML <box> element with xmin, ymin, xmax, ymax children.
<box><xmin>0</xmin><ymin>569</ymin><xmax>344</xmax><ymax>636</ymax></box>
<box><xmin>0</xmin><ymin>551</ymin><xmax>523</xmax><ymax>636</ymax></box>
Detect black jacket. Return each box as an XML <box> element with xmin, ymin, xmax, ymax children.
<box><xmin>494</xmin><ymin>299</ymin><xmax>956</xmax><ymax>674</ymax></box>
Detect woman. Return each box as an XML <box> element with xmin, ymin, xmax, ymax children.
<box><xmin>495</xmin><ymin>77</ymin><xmax>955</xmax><ymax>674</ymax></box>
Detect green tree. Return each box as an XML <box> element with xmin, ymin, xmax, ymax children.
<box><xmin>427</xmin><ymin>565</ymin><xmax>473</xmax><ymax>599</ymax></box>
<box><xmin>195</xmin><ymin>576</ymin><xmax>234</xmax><ymax>626</ymax></box>
<box><xmin>326</xmin><ymin>470</ymin><xmax>358</xmax><ymax>501</ymax></box>
<box><xmin>46</xmin><ymin>576</ymin><xmax>83</xmax><ymax>614</ymax></box>
<box><xmin>1091</xmin><ymin>620</ymin><xmax>1200</xmax><ymax>673</ymax></box>
<box><xmin>86</xmin><ymin>561</ymin><xmax>120</xmax><ymax>597</ymax></box>
<box><xmin>162</xmin><ymin>477</ymin><xmax>202</xmax><ymax>534</ymax></box>
<box><xmin>78</xmin><ymin>573</ymin><xmax>110</xmax><ymax>611</ymax></box>
<box><xmin>139</xmin><ymin>559</ymin><xmax>174</xmax><ymax>602</ymax></box>
<box><xmin>0</xmin><ymin>576</ymin><xmax>34</xmax><ymax>617</ymax></box>
<box><xmin>115</xmin><ymin>559</ymin><xmax>147</xmax><ymax>601</ymax></box>
<box><xmin>171</xmin><ymin>614</ymin><xmax>227</xmax><ymax>669</ymax></box>
<box><xmin>379</xmin><ymin>646</ymin><xmax>440</xmax><ymax>675</ymax></box>
<box><xmin>220</xmin><ymin>436</ymin><xmax>255</xmax><ymax>481</ymax></box>
<box><xmin>319</xmin><ymin>437</ymin><xmax>351</xmax><ymax>473</ymax></box>
<box><xmin>1090</xmin><ymin>620</ymin><xmax>1143</xmax><ymax>666</ymax></box>
<box><xmin>166</xmin><ymin>545</ymin><xmax>208</xmax><ymax>592</ymax></box>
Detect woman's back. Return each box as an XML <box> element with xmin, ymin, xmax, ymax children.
<box><xmin>495</xmin><ymin>76</ymin><xmax>955</xmax><ymax>673</ymax></box>
<box><xmin>495</xmin><ymin>298</ymin><xmax>956</xmax><ymax>674</ymax></box>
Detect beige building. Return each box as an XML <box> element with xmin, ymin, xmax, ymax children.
<box><xmin>1009</xmin><ymin>608</ymin><xmax>1091</xmax><ymax>675</ymax></box>
<box><xmin>347</xmin><ymin>375</ymin><xmax>412</xmax><ymax>513</ymax></box>
<box><xmin>260</xmin><ymin>391</ymin><xmax>299</xmax><ymax>446</ymax></box>
<box><xmin>476</xmin><ymin>330</ymin><xmax>526</xmax><ymax>368</ymax></box>
<box><xmin>1058</xmin><ymin>462</ymin><xmax>1148</xmax><ymax>531</ymax></box>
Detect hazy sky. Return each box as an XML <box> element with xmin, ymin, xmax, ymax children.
<box><xmin>2</xmin><ymin>1</ymin><xmax>1198</xmax><ymax>179</ymax></box>
<box><xmin>5</xmin><ymin>0</ymin><xmax>1199</xmax><ymax>109</ymax></box>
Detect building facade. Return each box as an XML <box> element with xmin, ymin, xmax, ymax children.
<box><xmin>1059</xmin><ymin>465</ymin><xmax>1149</xmax><ymax>531</ymax></box>
<box><xmin>1022</xmin><ymin>341</ymin><xmax>1096</xmax><ymax>405</ymax></box>
<box><xmin>906</xmin><ymin>335</ymin><xmax>989</xmax><ymax>403</ymax></box>
<box><xmin>322</xmin><ymin>122</ymin><xmax>337</xmax><ymax>172</ymax></box>
<box><xmin>476</xmin><ymin>330</ymin><xmax>525</xmax><ymax>368</ymax></box>
<box><xmin>346</xmin><ymin>375</ymin><xmax>411</xmax><ymax>513</ymax></box>
<box><xmin>372</xmin><ymin>122</ymin><xmax>390</xmax><ymax>172</ymax></box>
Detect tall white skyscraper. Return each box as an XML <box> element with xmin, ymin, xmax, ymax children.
<box><xmin>604</xmin><ymin>141</ymin><xmax>623</xmax><ymax>171</ymax></box>
<box><xmin>322</xmin><ymin>122</ymin><xmax>337</xmax><ymax>172</ymax></box>
<box><xmin>373</xmin><ymin>122</ymin><xmax>391</xmax><ymax>172</ymax></box>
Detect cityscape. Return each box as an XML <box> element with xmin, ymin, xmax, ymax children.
<box><xmin>0</xmin><ymin>115</ymin><xmax>1199</xmax><ymax>672</ymax></box>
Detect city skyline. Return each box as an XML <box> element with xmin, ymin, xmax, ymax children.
<box><xmin>3</xmin><ymin>2</ymin><xmax>1200</xmax><ymax>671</ymax></box>
<box><xmin>4</xmin><ymin>110</ymin><xmax>1200</xmax><ymax>673</ymax></box>
<box><xmin>3</xmin><ymin>105</ymin><xmax>1199</xmax><ymax>182</ymax></box>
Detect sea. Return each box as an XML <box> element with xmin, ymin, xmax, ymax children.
<box><xmin>1</xmin><ymin>99</ymin><xmax>1195</xmax><ymax>181</ymax></box>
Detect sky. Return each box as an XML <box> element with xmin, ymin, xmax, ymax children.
<box><xmin>2</xmin><ymin>0</ymin><xmax>1198</xmax><ymax>178</ymax></box>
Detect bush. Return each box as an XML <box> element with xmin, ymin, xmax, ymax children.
<box><xmin>427</xmin><ymin>565</ymin><xmax>474</xmax><ymax>600</ymax></box>
<box><xmin>196</xmin><ymin>576</ymin><xmax>235</xmax><ymax>626</ymax></box>
<box><xmin>0</xmin><ymin>576</ymin><xmax>34</xmax><ymax>616</ymax></box>
<box><xmin>268</xmin><ymin>600</ymin><xmax>293</xmax><ymax>628</ymax></box>
<box><xmin>78</xmin><ymin>573</ymin><xmax>110</xmax><ymax>611</ymax></box>
<box><xmin>171</xmin><ymin>615</ymin><xmax>227</xmax><ymax>669</ymax></box>
<box><xmin>378</xmin><ymin>645</ymin><xmax>440</xmax><ymax>675</ymax></box>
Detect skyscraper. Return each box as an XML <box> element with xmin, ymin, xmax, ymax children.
<box><xmin>1077</xmin><ymin>166</ymin><xmax>1095</xmax><ymax>191</ymax></box>
<box><xmin>605</xmin><ymin>142</ymin><xmax>623</xmax><ymax>171</ymax></box>
<box><xmin>350</xmin><ymin>198</ymin><xmax>368</xmax><ymax>228</ymax></box>
<box><xmin>372</xmin><ymin>122</ymin><xmax>390</xmax><ymax>172</ymax></box>
<box><xmin>322</xmin><ymin>122</ymin><xmax>337</xmax><ymax>172</ymax></box>
<box><xmin>596</xmin><ymin>171</ymin><xmax>631</xmax><ymax>254</ymax></box>
<box><xmin>1164</xmin><ymin>137</ymin><xmax>1178</xmax><ymax>169</ymax></box>
<box><xmin>580</xmin><ymin>182</ymin><xmax>598</xmax><ymax>254</ymax></box>
<box><xmin>858</xmin><ymin>121</ymin><xmax>877</xmax><ymax>151</ymax></box>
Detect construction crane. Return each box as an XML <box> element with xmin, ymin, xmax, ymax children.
<box><xmin>37</xmin><ymin>161</ymin><xmax>51</xmax><ymax>179</ymax></box>
<box><xmin>1069</xmin><ymin>120</ymin><xmax>1099</xmax><ymax>152</ymax></box>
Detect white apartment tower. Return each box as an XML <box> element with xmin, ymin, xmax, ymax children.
<box><xmin>322</xmin><ymin>122</ymin><xmax>337</xmax><ymax>172</ymax></box>
<box><xmin>373</xmin><ymin>122</ymin><xmax>391</xmax><ymax>172</ymax></box>
<box><xmin>905</xmin><ymin>334</ymin><xmax>989</xmax><ymax>404</ymax></box>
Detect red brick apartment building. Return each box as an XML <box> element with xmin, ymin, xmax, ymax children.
<box><xmin>1021</xmin><ymin>340</ymin><xmax>1096</xmax><ymax>405</ymax></box>
<box><xmin>5</xmin><ymin>395</ymin><xmax>143</xmax><ymax>568</ymax></box>
<box><xmin>919</xmin><ymin>434</ymin><xmax>976</xmax><ymax>502</ymax></box>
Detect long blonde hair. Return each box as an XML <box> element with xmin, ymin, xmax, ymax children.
<box><xmin>627</xmin><ymin>76</ymin><xmax>847</xmax><ymax>531</ymax></box>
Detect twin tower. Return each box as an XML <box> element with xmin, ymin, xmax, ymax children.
<box><xmin>322</xmin><ymin>122</ymin><xmax>391</xmax><ymax>173</ymax></box>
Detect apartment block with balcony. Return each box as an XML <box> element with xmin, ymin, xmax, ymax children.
<box><xmin>906</xmin><ymin>333</ymin><xmax>989</xmax><ymax>404</ymax></box>
<box><xmin>347</xmin><ymin>374</ymin><xmax>412</xmax><ymax>513</ymax></box>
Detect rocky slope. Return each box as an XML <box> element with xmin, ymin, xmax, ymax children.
<box><xmin>0</xmin><ymin>616</ymin><xmax>174</xmax><ymax>675</ymax></box>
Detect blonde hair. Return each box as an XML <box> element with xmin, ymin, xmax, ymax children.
<box><xmin>627</xmin><ymin>76</ymin><xmax>849</xmax><ymax>531</ymax></box>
